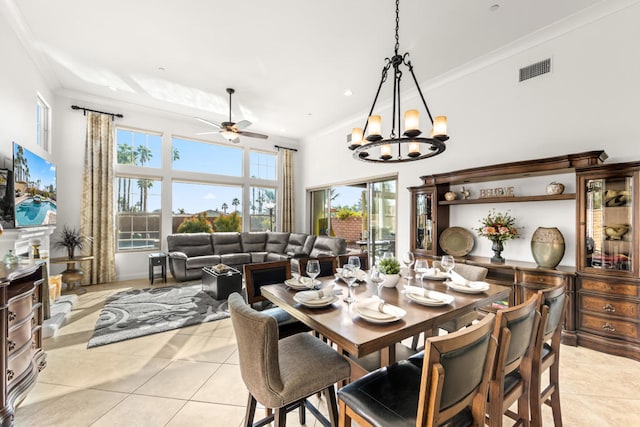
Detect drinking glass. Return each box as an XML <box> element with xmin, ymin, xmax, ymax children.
<box><xmin>402</xmin><ymin>251</ymin><xmax>415</xmax><ymax>278</ymax></box>
<box><xmin>440</xmin><ymin>255</ymin><xmax>455</xmax><ymax>276</ymax></box>
<box><xmin>342</xmin><ymin>264</ymin><xmax>358</xmax><ymax>303</ymax></box>
<box><xmin>414</xmin><ymin>259</ymin><xmax>430</xmax><ymax>285</ymax></box>
<box><xmin>369</xmin><ymin>265</ymin><xmax>386</xmax><ymax>300</ymax></box>
<box><xmin>306</xmin><ymin>259</ymin><xmax>321</xmax><ymax>287</ymax></box>
<box><xmin>348</xmin><ymin>256</ymin><xmax>361</xmax><ymax>271</ymax></box>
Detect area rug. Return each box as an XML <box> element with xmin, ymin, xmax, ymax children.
<box><xmin>87</xmin><ymin>283</ymin><xmax>230</xmax><ymax>348</ymax></box>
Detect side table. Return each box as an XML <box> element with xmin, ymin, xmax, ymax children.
<box><xmin>50</xmin><ymin>255</ymin><xmax>94</xmax><ymax>294</ymax></box>
<box><xmin>149</xmin><ymin>252</ymin><xmax>167</xmax><ymax>284</ymax></box>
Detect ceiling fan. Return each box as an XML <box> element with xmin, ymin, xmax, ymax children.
<box><xmin>197</xmin><ymin>88</ymin><xmax>269</xmax><ymax>143</ymax></box>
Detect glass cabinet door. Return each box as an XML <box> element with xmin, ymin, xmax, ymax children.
<box><xmin>585</xmin><ymin>176</ymin><xmax>633</xmax><ymax>272</ymax></box>
<box><xmin>415</xmin><ymin>192</ymin><xmax>434</xmax><ymax>251</ymax></box>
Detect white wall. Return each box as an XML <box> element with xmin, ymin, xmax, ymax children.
<box><xmin>298</xmin><ymin>2</ymin><xmax>640</xmax><ymax>267</ymax></box>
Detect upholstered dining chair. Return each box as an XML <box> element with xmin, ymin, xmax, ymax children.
<box><xmin>338</xmin><ymin>252</ymin><xmax>369</xmax><ymax>271</ymax></box>
<box><xmin>243</xmin><ymin>260</ymin><xmax>310</xmax><ymax>339</ymax></box>
<box><xmin>297</xmin><ymin>256</ymin><xmax>338</xmax><ymax>278</ymax></box>
<box><xmin>486</xmin><ymin>294</ymin><xmax>540</xmax><ymax>427</ymax></box>
<box><xmin>338</xmin><ymin>313</ymin><xmax>497</xmax><ymax>427</ymax></box>
<box><xmin>411</xmin><ymin>262</ymin><xmax>490</xmax><ymax>350</ymax></box>
<box><xmin>530</xmin><ymin>283</ymin><xmax>567</xmax><ymax>427</ymax></box>
<box><xmin>228</xmin><ymin>293</ymin><xmax>350</xmax><ymax>427</ymax></box>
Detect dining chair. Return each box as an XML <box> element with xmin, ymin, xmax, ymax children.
<box><xmin>297</xmin><ymin>256</ymin><xmax>338</xmax><ymax>278</ymax></box>
<box><xmin>243</xmin><ymin>260</ymin><xmax>310</xmax><ymax>339</ymax></box>
<box><xmin>530</xmin><ymin>283</ymin><xmax>567</xmax><ymax>427</ymax></box>
<box><xmin>228</xmin><ymin>293</ymin><xmax>350</xmax><ymax>427</ymax></box>
<box><xmin>338</xmin><ymin>313</ymin><xmax>497</xmax><ymax>427</ymax></box>
<box><xmin>486</xmin><ymin>293</ymin><xmax>540</xmax><ymax>427</ymax></box>
<box><xmin>338</xmin><ymin>252</ymin><xmax>369</xmax><ymax>271</ymax></box>
<box><xmin>411</xmin><ymin>262</ymin><xmax>490</xmax><ymax>350</ymax></box>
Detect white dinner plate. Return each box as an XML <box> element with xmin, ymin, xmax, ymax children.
<box><xmin>446</xmin><ymin>281</ymin><xmax>490</xmax><ymax>294</ymax></box>
<box><xmin>406</xmin><ymin>291</ymin><xmax>454</xmax><ymax>306</ymax></box>
<box><xmin>421</xmin><ymin>271</ymin><xmax>449</xmax><ymax>281</ymax></box>
<box><xmin>285</xmin><ymin>277</ymin><xmax>314</xmax><ymax>290</ymax></box>
<box><xmin>293</xmin><ymin>294</ymin><xmax>338</xmax><ymax>308</ymax></box>
<box><xmin>356</xmin><ymin>303</ymin><xmax>406</xmax><ymax>324</ymax></box>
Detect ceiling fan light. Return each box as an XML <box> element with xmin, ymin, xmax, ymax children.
<box><xmin>221</xmin><ymin>130</ymin><xmax>237</xmax><ymax>141</ymax></box>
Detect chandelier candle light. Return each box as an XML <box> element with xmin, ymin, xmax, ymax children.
<box><xmin>348</xmin><ymin>0</ymin><xmax>449</xmax><ymax>163</ymax></box>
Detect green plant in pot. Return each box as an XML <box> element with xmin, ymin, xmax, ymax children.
<box><xmin>54</xmin><ymin>225</ymin><xmax>92</xmax><ymax>259</ymax></box>
<box><xmin>378</xmin><ymin>256</ymin><xmax>401</xmax><ymax>288</ymax></box>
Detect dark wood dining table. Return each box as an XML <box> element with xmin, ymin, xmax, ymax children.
<box><xmin>261</xmin><ymin>274</ymin><xmax>511</xmax><ymax>381</ymax></box>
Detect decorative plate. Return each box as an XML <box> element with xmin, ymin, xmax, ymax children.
<box><xmin>439</xmin><ymin>227</ymin><xmax>474</xmax><ymax>257</ymax></box>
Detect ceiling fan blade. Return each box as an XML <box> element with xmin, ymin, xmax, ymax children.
<box><xmin>238</xmin><ymin>130</ymin><xmax>269</xmax><ymax>139</ymax></box>
<box><xmin>196</xmin><ymin>131</ymin><xmax>219</xmax><ymax>135</ymax></box>
<box><xmin>235</xmin><ymin>120</ymin><xmax>252</xmax><ymax>130</ymax></box>
<box><xmin>195</xmin><ymin>117</ymin><xmax>221</xmax><ymax>129</ymax></box>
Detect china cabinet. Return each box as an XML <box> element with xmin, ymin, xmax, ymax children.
<box><xmin>409</xmin><ymin>185</ymin><xmax>448</xmax><ymax>258</ymax></box>
<box><xmin>576</xmin><ymin>161</ymin><xmax>640</xmax><ymax>361</ymax></box>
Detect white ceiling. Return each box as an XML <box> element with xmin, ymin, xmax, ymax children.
<box><xmin>3</xmin><ymin>0</ymin><xmax>606</xmax><ymax>140</ymax></box>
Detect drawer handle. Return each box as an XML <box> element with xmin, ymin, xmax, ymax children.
<box><xmin>602</xmin><ymin>322</ymin><xmax>616</xmax><ymax>332</ymax></box>
<box><xmin>31</xmin><ymin>317</ymin><xmax>36</xmax><ymax>326</ymax></box>
<box><xmin>32</xmin><ymin>294</ymin><xmax>37</xmax><ymax>303</ymax></box>
<box><xmin>7</xmin><ymin>370</ymin><xmax>14</xmax><ymax>381</ymax></box>
<box><xmin>603</xmin><ymin>304</ymin><xmax>616</xmax><ymax>313</ymax></box>
<box><xmin>8</xmin><ymin>311</ymin><xmax>16</xmax><ymax>322</ymax></box>
<box><xmin>7</xmin><ymin>340</ymin><xmax>15</xmax><ymax>351</ymax></box>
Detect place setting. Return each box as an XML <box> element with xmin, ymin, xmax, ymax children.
<box><xmin>284</xmin><ymin>272</ymin><xmax>316</xmax><ymax>290</ymax></box>
<box><xmin>293</xmin><ymin>284</ymin><xmax>343</xmax><ymax>308</ymax></box>
<box><xmin>354</xmin><ymin>297</ymin><xmax>406</xmax><ymax>324</ymax></box>
<box><xmin>445</xmin><ymin>270</ymin><xmax>490</xmax><ymax>294</ymax></box>
<box><xmin>402</xmin><ymin>284</ymin><xmax>454</xmax><ymax>307</ymax></box>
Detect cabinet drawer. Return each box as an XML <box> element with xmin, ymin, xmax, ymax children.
<box><xmin>8</xmin><ymin>292</ymin><xmax>33</xmax><ymax>325</ymax></box>
<box><xmin>579</xmin><ymin>313</ymin><xmax>638</xmax><ymax>342</ymax></box>
<box><xmin>7</xmin><ymin>342</ymin><xmax>33</xmax><ymax>385</ymax></box>
<box><xmin>7</xmin><ymin>316</ymin><xmax>33</xmax><ymax>356</ymax></box>
<box><xmin>580</xmin><ymin>278</ymin><xmax>639</xmax><ymax>297</ymax></box>
<box><xmin>579</xmin><ymin>295</ymin><xmax>639</xmax><ymax>320</ymax></box>
<box><xmin>519</xmin><ymin>271</ymin><xmax>568</xmax><ymax>286</ymax></box>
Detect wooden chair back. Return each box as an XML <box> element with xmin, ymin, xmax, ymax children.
<box><xmin>338</xmin><ymin>253</ymin><xmax>369</xmax><ymax>271</ymax></box>
<box><xmin>298</xmin><ymin>256</ymin><xmax>337</xmax><ymax>278</ymax></box>
<box><xmin>243</xmin><ymin>260</ymin><xmax>291</xmax><ymax>305</ymax></box>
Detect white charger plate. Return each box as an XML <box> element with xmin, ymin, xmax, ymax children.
<box><xmin>406</xmin><ymin>291</ymin><xmax>454</xmax><ymax>306</ymax></box>
<box><xmin>293</xmin><ymin>294</ymin><xmax>338</xmax><ymax>308</ymax></box>
<box><xmin>356</xmin><ymin>302</ymin><xmax>406</xmax><ymax>324</ymax></box>
<box><xmin>421</xmin><ymin>271</ymin><xmax>449</xmax><ymax>281</ymax></box>
<box><xmin>446</xmin><ymin>281</ymin><xmax>490</xmax><ymax>294</ymax></box>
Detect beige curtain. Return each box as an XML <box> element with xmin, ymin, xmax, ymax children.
<box><xmin>280</xmin><ymin>149</ymin><xmax>295</xmax><ymax>232</ymax></box>
<box><xmin>80</xmin><ymin>112</ymin><xmax>116</xmax><ymax>284</ymax></box>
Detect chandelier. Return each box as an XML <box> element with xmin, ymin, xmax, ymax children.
<box><xmin>349</xmin><ymin>0</ymin><xmax>449</xmax><ymax>163</ymax></box>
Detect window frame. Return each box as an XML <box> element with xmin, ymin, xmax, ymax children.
<box><xmin>36</xmin><ymin>93</ymin><xmax>51</xmax><ymax>152</ymax></box>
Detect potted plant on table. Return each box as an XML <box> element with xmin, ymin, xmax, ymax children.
<box><xmin>378</xmin><ymin>256</ymin><xmax>401</xmax><ymax>288</ymax></box>
<box><xmin>54</xmin><ymin>225</ymin><xmax>92</xmax><ymax>259</ymax></box>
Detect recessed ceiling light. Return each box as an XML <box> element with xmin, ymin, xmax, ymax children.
<box><xmin>158</xmin><ymin>67</ymin><xmax>166</xmax><ymax>71</ymax></box>
<box><xmin>307</xmin><ymin>113</ymin><xmax>313</xmax><ymax>116</ymax></box>
<box><xmin>489</xmin><ymin>4</ymin><xmax>500</xmax><ymax>12</ymax></box>
<box><xmin>344</xmin><ymin>89</ymin><xmax>353</xmax><ymax>96</ymax></box>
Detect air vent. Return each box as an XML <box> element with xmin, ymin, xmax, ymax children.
<box><xmin>519</xmin><ymin>58</ymin><xmax>551</xmax><ymax>82</ymax></box>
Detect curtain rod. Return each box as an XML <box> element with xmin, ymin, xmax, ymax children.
<box><xmin>71</xmin><ymin>105</ymin><xmax>124</xmax><ymax>120</ymax></box>
<box><xmin>274</xmin><ymin>144</ymin><xmax>298</xmax><ymax>152</ymax></box>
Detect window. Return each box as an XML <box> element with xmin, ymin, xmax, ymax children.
<box><xmin>250</xmin><ymin>151</ymin><xmax>277</xmax><ymax>180</ymax></box>
<box><xmin>116</xmin><ymin>177</ymin><xmax>161</xmax><ymax>251</ymax></box>
<box><xmin>36</xmin><ymin>94</ymin><xmax>50</xmax><ymax>151</ymax></box>
<box><xmin>250</xmin><ymin>187</ymin><xmax>276</xmax><ymax>231</ymax></box>
<box><xmin>172</xmin><ymin>181</ymin><xmax>242</xmax><ymax>232</ymax></box>
<box><xmin>116</xmin><ymin>128</ymin><xmax>162</xmax><ymax>168</ymax></box>
<box><xmin>172</xmin><ymin>137</ymin><xmax>242</xmax><ymax>176</ymax></box>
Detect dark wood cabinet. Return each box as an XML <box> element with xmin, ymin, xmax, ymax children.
<box><xmin>576</xmin><ymin>161</ymin><xmax>640</xmax><ymax>361</ymax></box>
<box><xmin>1</xmin><ymin>263</ymin><xmax>46</xmax><ymax>427</ymax></box>
<box><xmin>409</xmin><ymin>184</ymin><xmax>449</xmax><ymax>257</ymax></box>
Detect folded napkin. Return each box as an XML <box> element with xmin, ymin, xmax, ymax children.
<box><xmin>448</xmin><ymin>271</ymin><xmax>489</xmax><ymax>289</ymax></box>
<box><xmin>420</xmin><ymin>267</ymin><xmax>438</xmax><ymax>276</ymax></box>
<box><xmin>356</xmin><ymin>297</ymin><xmax>398</xmax><ymax>319</ymax></box>
<box><xmin>295</xmin><ymin>284</ymin><xmax>343</xmax><ymax>302</ymax></box>
<box><xmin>403</xmin><ymin>285</ymin><xmax>451</xmax><ymax>301</ymax></box>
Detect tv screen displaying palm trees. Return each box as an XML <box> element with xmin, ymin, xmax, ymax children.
<box><xmin>13</xmin><ymin>142</ymin><xmax>57</xmax><ymax>227</ymax></box>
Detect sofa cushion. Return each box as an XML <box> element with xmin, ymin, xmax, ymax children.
<box><xmin>310</xmin><ymin>236</ymin><xmax>347</xmax><ymax>258</ymax></box>
<box><xmin>213</xmin><ymin>232</ymin><xmax>242</xmax><ymax>255</ymax></box>
<box><xmin>266</xmin><ymin>252</ymin><xmax>289</xmax><ymax>262</ymax></box>
<box><xmin>285</xmin><ymin>233</ymin><xmax>310</xmax><ymax>256</ymax></box>
<box><xmin>167</xmin><ymin>233</ymin><xmax>214</xmax><ymax>257</ymax></box>
<box><xmin>221</xmin><ymin>253</ymin><xmax>251</xmax><ymax>266</ymax></box>
<box><xmin>302</xmin><ymin>235</ymin><xmax>317</xmax><ymax>255</ymax></box>
<box><xmin>185</xmin><ymin>255</ymin><xmax>221</xmax><ymax>270</ymax></box>
<box><xmin>241</xmin><ymin>232</ymin><xmax>268</xmax><ymax>253</ymax></box>
<box><xmin>251</xmin><ymin>252</ymin><xmax>268</xmax><ymax>263</ymax></box>
<box><xmin>265</xmin><ymin>232</ymin><xmax>290</xmax><ymax>254</ymax></box>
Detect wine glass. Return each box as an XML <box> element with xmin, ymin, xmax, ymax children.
<box><xmin>402</xmin><ymin>251</ymin><xmax>415</xmax><ymax>279</ymax></box>
<box><xmin>342</xmin><ymin>264</ymin><xmax>358</xmax><ymax>304</ymax></box>
<box><xmin>370</xmin><ymin>265</ymin><xmax>386</xmax><ymax>300</ymax></box>
<box><xmin>414</xmin><ymin>259</ymin><xmax>430</xmax><ymax>285</ymax></box>
<box><xmin>440</xmin><ymin>255</ymin><xmax>455</xmax><ymax>277</ymax></box>
<box><xmin>348</xmin><ymin>256</ymin><xmax>361</xmax><ymax>271</ymax></box>
<box><xmin>306</xmin><ymin>259</ymin><xmax>321</xmax><ymax>288</ymax></box>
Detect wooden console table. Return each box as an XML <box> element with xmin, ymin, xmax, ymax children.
<box><xmin>50</xmin><ymin>256</ymin><xmax>94</xmax><ymax>294</ymax></box>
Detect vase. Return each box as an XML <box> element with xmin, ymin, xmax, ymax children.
<box><xmin>531</xmin><ymin>227</ymin><xmax>565</xmax><ymax>268</ymax></box>
<box><xmin>381</xmin><ymin>273</ymin><xmax>400</xmax><ymax>288</ymax></box>
<box><xmin>491</xmin><ymin>240</ymin><xmax>505</xmax><ymax>263</ymax></box>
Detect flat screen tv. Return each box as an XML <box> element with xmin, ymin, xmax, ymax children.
<box><xmin>13</xmin><ymin>142</ymin><xmax>57</xmax><ymax>228</ymax></box>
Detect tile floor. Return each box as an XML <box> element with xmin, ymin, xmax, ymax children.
<box><xmin>15</xmin><ymin>279</ymin><xmax>640</xmax><ymax>426</ymax></box>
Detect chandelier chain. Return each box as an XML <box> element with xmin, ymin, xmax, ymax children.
<box><xmin>394</xmin><ymin>0</ymin><xmax>400</xmax><ymax>54</ymax></box>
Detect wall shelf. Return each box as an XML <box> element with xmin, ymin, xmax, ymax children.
<box><xmin>439</xmin><ymin>193</ymin><xmax>576</xmax><ymax>205</ymax></box>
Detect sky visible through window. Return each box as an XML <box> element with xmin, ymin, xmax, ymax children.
<box><xmin>173</xmin><ymin>181</ymin><xmax>242</xmax><ymax>214</ymax></box>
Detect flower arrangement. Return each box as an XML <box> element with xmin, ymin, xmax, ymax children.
<box><xmin>476</xmin><ymin>210</ymin><xmax>520</xmax><ymax>243</ymax></box>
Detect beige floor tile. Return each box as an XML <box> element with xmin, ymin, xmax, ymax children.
<box><xmin>166</xmin><ymin>401</ymin><xmax>246</xmax><ymax>427</ymax></box>
<box><xmin>135</xmin><ymin>359</ymin><xmax>222</xmax><ymax>399</ymax></box>
<box><xmin>192</xmin><ymin>363</ymin><xmax>248</xmax><ymax>406</ymax></box>
<box><xmin>91</xmin><ymin>394</ymin><xmax>186</xmax><ymax>427</ymax></box>
<box><xmin>173</xmin><ymin>335</ymin><xmax>237</xmax><ymax>363</ymax></box>
<box><xmin>15</xmin><ymin>385</ymin><xmax>126</xmax><ymax>426</ymax></box>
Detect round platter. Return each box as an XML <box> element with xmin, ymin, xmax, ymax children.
<box><xmin>439</xmin><ymin>227</ymin><xmax>474</xmax><ymax>257</ymax></box>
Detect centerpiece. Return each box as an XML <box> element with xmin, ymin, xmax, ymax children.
<box><xmin>476</xmin><ymin>210</ymin><xmax>520</xmax><ymax>263</ymax></box>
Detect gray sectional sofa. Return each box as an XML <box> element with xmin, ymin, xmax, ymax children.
<box><xmin>167</xmin><ymin>231</ymin><xmax>347</xmax><ymax>281</ymax></box>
